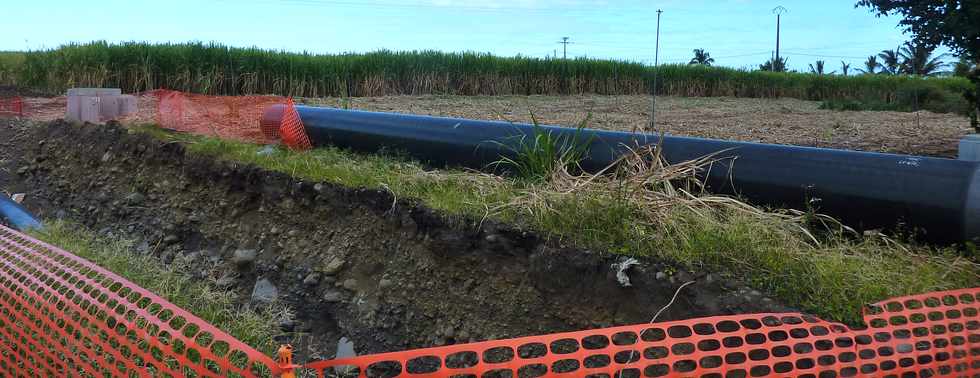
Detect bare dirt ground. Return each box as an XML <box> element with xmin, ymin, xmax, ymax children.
<box><xmin>306</xmin><ymin>95</ymin><xmax>973</xmax><ymax>157</ymax></box>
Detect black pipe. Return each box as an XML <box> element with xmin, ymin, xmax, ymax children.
<box><xmin>0</xmin><ymin>195</ymin><xmax>42</xmax><ymax>231</ymax></box>
<box><xmin>264</xmin><ymin>105</ymin><xmax>980</xmax><ymax>243</ymax></box>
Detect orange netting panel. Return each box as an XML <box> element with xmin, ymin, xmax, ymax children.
<box><xmin>305</xmin><ymin>288</ymin><xmax>979</xmax><ymax>377</ymax></box>
<box><xmin>0</xmin><ymin>224</ymin><xmax>282</xmax><ymax>377</ymax></box>
<box><xmin>153</xmin><ymin>90</ymin><xmax>288</xmax><ymax>143</ymax></box>
<box><xmin>0</xmin><ymin>97</ymin><xmax>24</xmax><ymax>117</ymax></box>
<box><xmin>279</xmin><ymin>99</ymin><xmax>311</xmax><ymax>151</ymax></box>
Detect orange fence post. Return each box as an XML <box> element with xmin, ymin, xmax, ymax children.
<box><xmin>277</xmin><ymin>344</ymin><xmax>298</xmax><ymax>378</ymax></box>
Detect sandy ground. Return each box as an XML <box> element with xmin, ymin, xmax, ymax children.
<box><xmin>7</xmin><ymin>93</ymin><xmax>972</xmax><ymax>157</ymax></box>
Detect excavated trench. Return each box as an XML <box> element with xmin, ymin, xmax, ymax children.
<box><xmin>0</xmin><ymin>118</ymin><xmax>791</xmax><ymax>362</ymax></box>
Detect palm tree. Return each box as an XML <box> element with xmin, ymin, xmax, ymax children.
<box><xmin>877</xmin><ymin>48</ymin><xmax>901</xmax><ymax>75</ymax></box>
<box><xmin>688</xmin><ymin>49</ymin><xmax>715</xmax><ymax>66</ymax></box>
<box><xmin>840</xmin><ymin>61</ymin><xmax>851</xmax><ymax>76</ymax></box>
<box><xmin>857</xmin><ymin>55</ymin><xmax>878</xmax><ymax>74</ymax></box>
<box><xmin>954</xmin><ymin>56</ymin><xmax>976</xmax><ymax>77</ymax></box>
<box><xmin>808</xmin><ymin>60</ymin><xmax>834</xmax><ymax>75</ymax></box>
<box><xmin>897</xmin><ymin>41</ymin><xmax>947</xmax><ymax>76</ymax></box>
<box><xmin>759</xmin><ymin>57</ymin><xmax>788</xmax><ymax>72</ymax></box>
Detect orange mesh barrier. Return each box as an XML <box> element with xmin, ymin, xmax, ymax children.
<box><xmin>0</xmin><ymin>224</ymin><xmax>283</xmax><ymax>377</ymax></box>
<box><xmin>0</xmin><ymin>97</ymin><xmax>24</xmax><ymax>117</ymax></box>
<box><xmin>305</xmin><ymin>288</ymin><xmax>979</xmax><ymax>377</ymax></box>
<box><xmin>279</xmin><ymin>99</ymin><xmax>311</xmax><ymax>150</ymax></box>
<box><xmin>154</xmin><ymin>90</ymin><xmax>288</xmax><ymax>143</ymax></box>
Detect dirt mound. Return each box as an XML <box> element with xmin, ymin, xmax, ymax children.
<box><xmin>3</xmin><ymin>119</ymin><xmax>790</xmax><ymax>360</ymax></box>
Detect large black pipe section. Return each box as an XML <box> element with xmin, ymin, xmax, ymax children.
<box><xmin>263</xmin><ymin>105</ymin><xmax>980</xmax><ymax>243</ymax></box>
<box><xmin>0</xmin><ymin>195</ymin><xmax>42</xmax><ymax>231</ymax></box>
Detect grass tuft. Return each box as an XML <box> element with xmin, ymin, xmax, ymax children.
<box><xmin>491</xmin><ymin>113</ymin><xmax>594</xmax><ymax>183</ymax></box>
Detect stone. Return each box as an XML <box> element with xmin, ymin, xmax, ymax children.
<box><xmin>322</xmin><ymin>257</ymin><xmax>346</xmax><ymax>275</ymax></box>
<box><xmin>303</xmin><ymin>272</ymin><xmax>320</xmax><ymax>286</ymax></box>
<box><xmin>334</xmin><ymin>337</ymin><xmax>358</xmax><ymax>375</ymax></box>
<box><xmin>322</xmin><ymin>290</ymin><xmax>344</xmax><ymax>303</ymax></box>
<box><xmin>278</xmin><ymin>318</ymin><xmax>296</xmax><ymax>332</ymax></box>
<box><xmin>232</xmin><ymin>249</ymin><xmax>257</xmax><ymax>268</ymax></box>
<box><xmin>124</xmin><ymin>192</ymin><xmax>145</xmax><ymax>205</ymax></box>
<box><xmin>342</xmin><ymin>278</ymin><xmax>358</xmax><ymax>291</ymax></box>
<box><xmin>162</xmin><ymin>234</ymin><xmax>179</xmax><ymax>245</ymax></box>
<box><xmin>378</xmin><ymin>278</ymin><xmax>393</xmax><ymax>290</ymax></box>
<box><xmin>215</xmin><ymin>273</ymin><xmax>236</xmax><ymax>288</ymax></box>
<box><xmin>251</xmin><ymin>278</ymin><xmax>279</xmax><ymax>305</ymax></box>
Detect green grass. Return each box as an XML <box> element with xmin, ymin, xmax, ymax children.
<box><xmin>491</xmin><ymin>113</ymin><xmax>594</xmax><ymax>182</ymax></box>
<box><xmin>30</xmin><ymin>220</ymin><xmax>289</xmax><ymax>356</ymax></box>
<box><xmin>173</xmin><ymin>132</ymin><xmax>977</xmax><ymax>325</ymax></box>
<box><xmin>1</xmin><ymin>41</ymin><xmax>973</xmax><ymax>115</ymax></box>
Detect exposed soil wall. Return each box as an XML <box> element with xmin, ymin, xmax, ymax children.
<box><xmin>0</xmin><ymin>119</ymin><xmax>791</xmax><ymax>361</ymax></box>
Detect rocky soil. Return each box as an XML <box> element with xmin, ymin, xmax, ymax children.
<box><xmin>0</xmin><ymin>118</ymin><xmax>791</xmax><ymax>362</ymax></box>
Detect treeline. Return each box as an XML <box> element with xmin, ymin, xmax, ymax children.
<box><xmin>0</xmin><ymin>41</ymin><xmax>973</xmax><ymax>114</ymax></box>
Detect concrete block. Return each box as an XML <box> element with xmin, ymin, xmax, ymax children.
<box><xmin>66</xmin><ymin>89</ymin><xmax>136</xmax><ymax>123</ymax></box>
<box><xmin>66</xmin><ymin>95</ymin><xmax>81</xmax><ymax>122</ymax></box>
<box><xmin>67</xmin><ymin>88</ymin><xmax>121</xmax><ymax>97</ymax></box>
<box><xmin>99</xmin><ymin>95</ymin><xmax>120</xmax><ymax>120</ymax></box>
<box><xmin>78</xmin><ymin>96</ymin><xmax>102</xmax><ymax>123</ymax></box>
<box><xmin>959</xmin><ymin>135</ymin><xmax>980</xmax><ymax>161</ymax></box>
<box><xmin>118</xmin><ymin>95</ymin><xmax>137</xmax><ymax>116</ymax></box>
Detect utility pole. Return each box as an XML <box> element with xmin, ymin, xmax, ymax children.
<box><xmin>773</xmin><ymin>6</ymin><xmax>787</xmax><ymax>71</ymax></box>
<box><xmin>558</xmin><ymin>37</ymin><xmax>571</xmax><ymax>59</ymax></box>
<box><xmin>649</xmin><ymin>9</ymin><xmax>663</xmax><ymax>131</ymax></box>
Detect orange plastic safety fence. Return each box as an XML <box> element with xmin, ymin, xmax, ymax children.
<box><xmin>306</xmin><ymin>288</ymin><xmax>979</xmax><ymax>378</ymax></box>
<box><xmin>0</xmin><ymin>224</ymin><xmax>283</xmax><ymax>377</ymax></box>
<box><xmin>279</xmin><ymin>99</ymin><xmax>312</xmax><ymax>151</ymax></box>
<box><xmin>154</xmin><ymin>90</ymin><xmax>288</xmax><ymax>143</ymax></box>
<box><xmin>0</xmin><ymin>97</ymin><xmax>24</xmax><ymax>117</ymax></box>
<box><xmin>157</xmin><ymin>90</ymin><xmax>184</xmax><ymax>131</ymax></box>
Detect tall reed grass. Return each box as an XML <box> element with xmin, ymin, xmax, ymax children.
<box><xmin>1</xmin><ymin>41</ymin><xmax>972</xmax><ymax>113</ymax></box>
<box><xmin>0</xmin><ymin>51</ymin><xmax>25</xmax><ymax>86</ymax></box>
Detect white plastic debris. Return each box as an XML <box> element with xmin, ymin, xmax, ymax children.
<box><xmin>11</xmin><ymin>193</ymin><xmax>25</xmax><ymax>204</ymax></box>
<box><xmin>256</xmin><ymin>144</ymin><xmax>278</xmax><ymax>156</ymax></box>
<box><xmin>614</xmin><ymin>257</ymin><xmax>641</xmax><ymax>287</ymax></box>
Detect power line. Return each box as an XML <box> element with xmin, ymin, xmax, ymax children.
<box><xmin>650</xmin><ymin>9</ymin><xmax>663</xmax><ymax>132</ymax></box>
<box><xmin>782</xmin><ymin>51</ymin><xmax>868</xmax><ymax>59</ymax></box>
<box><xmin>558</xmin><ymin>37</ymin><xmax>573</xmax><ymax>59</ymax></box>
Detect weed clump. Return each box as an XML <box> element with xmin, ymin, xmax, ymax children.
<box><xmin>490</xmin><ymin>113</ymin><xmax>594</xmax><ymax>183</ymax></box>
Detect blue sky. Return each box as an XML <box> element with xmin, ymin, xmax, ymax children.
<box><xmin>2</xmin><ymin>0</ymin><xmax>939</xmax><ymax>72</ymax></box>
